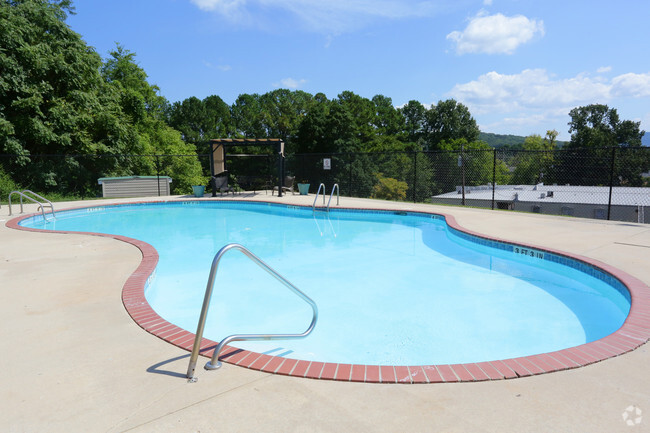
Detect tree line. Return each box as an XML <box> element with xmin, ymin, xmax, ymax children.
<box><xmin>167</xmin><ymin>91</ymin><xmax>484</xmax><ymax>154</ymax></box>
<box><xmin>1</xmin><ymin>0</ymin><xmax>647</xmax><ymax>199</ymax></box>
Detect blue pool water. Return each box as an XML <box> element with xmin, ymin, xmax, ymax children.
<box><xmin>21</xmin><ymin>201</ymin><xmax>631</xmax><ymax>365</ymax></box>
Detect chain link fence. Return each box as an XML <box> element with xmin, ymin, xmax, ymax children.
<box><xmin>2</xmin><ymin>147</ymin><xmax>649</xmax><ymax>223</ymax></box>
<box><xmin>283</xmin><ymin>147</ymin><xmax>650</xmax><ymax>223</ymax></box>
<box><xmin>0</xmin><ymin>153</ymin><xmax>207</xmax><ymax>199</ymax></box>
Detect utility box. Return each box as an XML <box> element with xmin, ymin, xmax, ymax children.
<box><xmin>97</xmin><ymin>176</ymin><xmax>172</xmax><ymax>198</ymax></box>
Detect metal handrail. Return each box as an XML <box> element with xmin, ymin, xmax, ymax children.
<box><xmin>312</xmin><ymin>183</ymin><xmax>326</xmax><ymax>211</ymax></box>
<box><xmin>8</xmin><ymin>190</ymin><xmax>56</xmax><ymax>221</ymax></box>
<box><xmin>327</xmin><ymin>183</ymin><xmax>339</xmax><ymax>209</ymax></box>
<box><xmin>186</xmin><ymin>243</ymin><xmax>318</xmax><ymax>381</ymax></box>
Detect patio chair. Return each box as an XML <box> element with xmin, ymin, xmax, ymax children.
<box><xmin>210</xmin><ymin>174</ymin><xmax>235</xmax><ymax>197</ymax></box>
<box><xmin>272</xmin><ymin>176</ymin><xmax>295</xmax><ymax>195</ymax></box>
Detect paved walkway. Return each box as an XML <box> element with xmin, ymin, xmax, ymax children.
<box><xmin>1</xmin><ymin>193</ymin><xmax>649</xmax><ymax>432</ymax></box>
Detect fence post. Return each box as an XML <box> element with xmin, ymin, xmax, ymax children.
<box><xmin>412</xmin><ymin>151</ymin><xmax>417</xmax><ymax>203</ymax></box>
<box><xmin>348</xmin><ymin>153</ymin><xmax>353</xmax><ymax>197</ymax></box>
<box><xmin>491</xmin><ymin>148</ymin><xmax>496</xmax><ymax>210</ymax></box>
<box><xmin>155</xmin><ymin>154</ymin><xmax>161</xmax><ymax>196</ymax></box>
<box><xmin>607</xmin><ymin>147</ymin><xmax>616</xmax><ymax>220</ymax></box>
<box><xmin>460</xmin><ymin>144</ymin><xmax>466</xmax><ymax>206</ymax></box>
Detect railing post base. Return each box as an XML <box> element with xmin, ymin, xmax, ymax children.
<box><xmin>205</xmin><ymin>360</ymin><xmax>223</xmax><ymax>370</ymax></box>
<box><xmin>186</xmin><ymin>360</ymin><xmax>198</xmax><ymax>379</ymax></box>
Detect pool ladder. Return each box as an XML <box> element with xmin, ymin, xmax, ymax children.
<box><xmin>313</xmin><ymin>183</ymin><xmax>339</xmax><ymax>212</ymax></box>
<box><xmin>7</xmin><ymin>190</ymin><xmax>56</xmax><ymax>221</ymax></box>
<box><xmin>186</xmin><ymin>243</ymin><xmax>318</xmax><ymax>381</ymax></box>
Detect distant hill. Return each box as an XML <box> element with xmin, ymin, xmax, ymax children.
<box><xmin>642</xmin><ymin>134</ymin><xmax>649</xmax><ymax>146</ymax></box>
<box><xmin>479</xmin><ymin>132</ymin><xmax>526</xmax><ymax>148</ymax></box>
<box><xmin>479</xmin><ymin>132</ymin><xmax>569</xmax><ymax>148</ymax></box>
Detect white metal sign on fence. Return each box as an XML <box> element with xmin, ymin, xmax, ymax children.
<box><xmin>323</xmin><ymin>158</ymin><xmax>331</xmax><ymax>170</ymax></box>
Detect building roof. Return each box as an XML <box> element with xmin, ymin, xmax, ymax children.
<box><xmin>433</xmin><ymin>184</ymin><xmax>650</xmax><ymax>206</ymax></box>
<box><xmin>209</xmin><ymin>138</ymin><xmax>283</xmax><ymax>145</ymax></box>
<box><xmin>97</xmin><ymin>176</ymin><xmax>172</xmax><ymax>183</ymax></box>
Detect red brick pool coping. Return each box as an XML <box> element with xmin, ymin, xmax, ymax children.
<box><xmin>8</xmin><ymin>199</ymin><xmax>650</xmax><ymax>383</ymax></box>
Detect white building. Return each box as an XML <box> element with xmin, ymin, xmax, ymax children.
<box><xmin>432</xmin><ymin>183</ymin><xmax>650</xmax><ymax>223</ymax></box>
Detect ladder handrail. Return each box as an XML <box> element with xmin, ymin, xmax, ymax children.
<box><xmin>8</xmin><ymin>190</ymin><xmax>56</xmax><ymax>221</ymax></box>
<box><xmin>27</xmin><ymin>190</ymin><xmax>56</xmax><ymax>216</ymax></box>
<box><xmin>327</xmin><ymin>183</ymin><xmax>339</xmax><ymax>209</ymax></box>
<box><xmin>186</xmin><ymin>243</ymin><xmax>318</xmax><ymax>381</ymax></box>
<box><xmin>312</xmin><ymin>183</ymin><xmax>326</xmax><ymax>211</ymax></box>
<box><xmin>313</xmin><ymin>183</ymin><xmax>339</xmax><ymax>212</ymax></box>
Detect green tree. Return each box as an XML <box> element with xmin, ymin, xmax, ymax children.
<box><xmin>410</xmin><ymin>152</ymin><xmax>436</xmax><ymax>202</ymax></box>
<box><xmin>371</xmin><ymin>94</ymin><xmax>404</xmax><ymax>137</ymax></box>
<box><xmin>296</xmin><ymin>92</ymin><xmax>415</xmax><ymax>155</ymax></box>
<box><xmin>333</xmin><ymin>91</ymin><xmax>376</xmax><ymax>151</ymax></box>
<box><xmin>101</xmin><ymin>46</ymin><xmax>204</xmax><ymax>192</ymax></box>
<box><xmin>559</xmin><ymin>104</ymin><xmax>646</xmax><ymax>185</ymax></box>
<box><xmin>615</xmin><ymin>146</ymin><xmax>650</xmax><ymax>187</ymax></box>
<box><xmin>568</xmin><ymin>104</ymin><xmax>643</xmax><ymax>148</ymax></box>
<box><xmin>259</xmin><ymin>89</ymin><xmax>314</xmax><ymax>154</ymax></box>
<box><xmin>295</xmin><ymin>93</ymin><xmax>332</xmax><ymax>153</ymax></box>
<box><xmin>367</xmin><ymin>149</ymin><xmax>434</xmax><ymax>202</ymax></box>
<box><xmin>167</xmin><ymin>96</ymin><xmax>208</xmax><ymax>148</ymax></box>
<box><xmin>398</xmin><ymin>100</ymin><xmax>427</xmax><ymax>147</ymax></box>
<box><xmin>231</xmin><ymin>93</ymin><xmax>265</xmax><ymax>138</ymax></box>
<box><xmin>424</xmin><ymin>99</ymin><xmax>479</xmax><ymax>150</ymax></box>
<box><xmin>295</xmin><ymin>92</ymin><xmax>363</xmax><ymax>154</ymax></box>
<box><xmin>345</xmin><ymin>153</ymin><xmax>377</xmax><ymax>197</ymax></box>
<box><xmin>167</xmin><ymin>94</ymin><xmax>232</xmax><ymax>152</ymax></box>
<box><xmin>294</xmin><ymin>93</ymin><xmax>434</xmax><ymax>200</ymax></box>
<box><xmin>366</xmin><ymin>135</ymin><xmax>415</xmax><ymax>153</ymax></box>
<box><xmin>203</xmin><ymin>95</ymin><xmax>232</xmax><ymax>138</ymax></box>
<box><xmin>328</xmin><ymin>100</ymin><xmax>360</xmax><ymax>153</ymax></box>
<box><xmin>511</xmin><ymin>130</ymin><xmax>558</xmax><ymax>184</ymax></box>
<box><xmin>432</xmin><ymin>139</ymin><xmax>509</xmax><ymax>195</ymax></box>
<box><xmin>0</xmin><ymin>0</ymin><xmax>137</xmax><ymax>194</ymax></box>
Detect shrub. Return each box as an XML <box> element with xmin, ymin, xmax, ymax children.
<box><xmin>372</xmin><ymin>173</ymin><xmax>408</xmax><ymax>201</ymax></box>
<box><xmin>0</xmin><ymin>168</ymin><xmax>20</xmax><ymax>203</ymax></box>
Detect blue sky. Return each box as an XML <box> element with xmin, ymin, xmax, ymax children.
<box><xmin>67</xmin><ymin>0</ymin><xmax>650</xmax><ymax>140</ymax></box>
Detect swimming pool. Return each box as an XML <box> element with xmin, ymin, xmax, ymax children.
<box><xmin>15</xmin><ymin>200</ymin><xmax>648</xmax><ymax>382</ymax></box>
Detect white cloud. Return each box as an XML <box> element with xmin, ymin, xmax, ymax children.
<box><xmin>597</xmin><ymin>66</ymin><xmax>612</xmax><ymax>74</ymax></box>
<box><xmin>479</xmin><ymin>106</ymin><xmax>568</xmax><ymax>131</ymax></box>
<box><xmin>448</xmin><ymin>69</ymin><xmax>650</xmax><ymax>137</ymax></box>
<box><xmin>611</xmin><ymin>72</ymin><xmax>650</xmax><ymax>98</ymax></box>
<box><xmin>447</xmin><ymin>12</ymin><xmax>544</xmax><ymax>55</ymax></box>
<box><xmin>448</xmin><ymin>69</ymin><xmax>613</xmax><ymax>113</ymax></box>
<box><xmin>642</xmin><ymin>113</ymin><xmax>650</xmax><ymax>135</ymax></box>
<box><xmin>483</xmin><ymin>0</ymin><xmax>493</xmax><ymax>5</ymax></box>
<box><xmin>190</xmin><ymin>0</ymin><xmax>443</xmax><ymax>33</ymax></box>
<box><xmin>203</xmin><ymin>60</ymin><xmax>232</xmax><ymax>71</ymax></box>
<box><xmin>479</xmin><ymin>112</ymin><xmax>553</xmax><ymax>134</ymax></box>
<box><xmin>191</xmin><ymin>0</ymin><xmax>246</xmax><ymax>18</ymax></box>
<box><xmin>274</xmin><ymin>77</ymin><xmax>307</xmax><ymax>89</ymax></box>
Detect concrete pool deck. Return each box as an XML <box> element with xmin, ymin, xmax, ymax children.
<box><xmin>1</xmin><ymin>192</ymin><xmax>649</xmax><ymax>432</ymax></box>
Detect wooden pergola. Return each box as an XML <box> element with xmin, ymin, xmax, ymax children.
<box><xmin>209</xmin><ymin>138</ymin><xmax>286</xmax><ymax>196</ymax></box>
